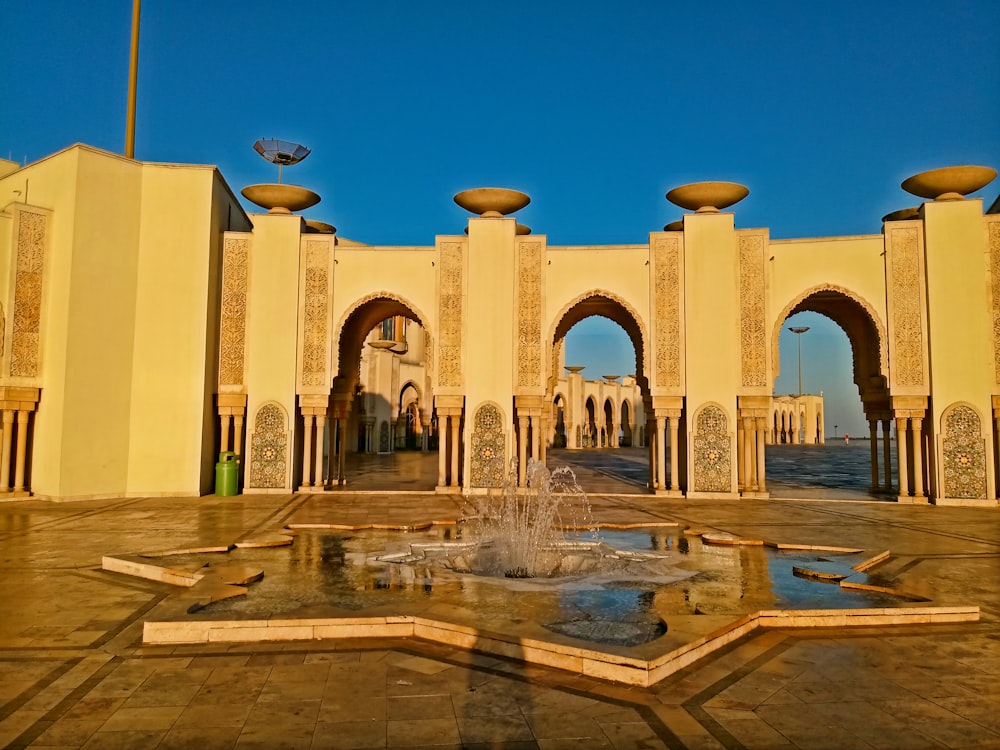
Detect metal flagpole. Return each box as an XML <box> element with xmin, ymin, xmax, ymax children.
<box><xmin>125</xmin><ymin>0</ymin><xmax>141</xmax><ymax>158</ymax></box>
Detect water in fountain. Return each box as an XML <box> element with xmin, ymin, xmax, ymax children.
<box><xmin>463</xmin><ymin>458</ymin><xmax>596</xmax><ymax>578</ymax></box>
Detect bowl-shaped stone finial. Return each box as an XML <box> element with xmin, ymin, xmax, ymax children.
<box><xmin>242</xmin><ymin>184</ymin><xmax>321</xmax><ymax>214</ymax></box>
<box><xmin>901</xmin><ymin>165</ymin><xmax>997</xmax><ymax>201</ymax></box>
<box><xmin>304</xmin><ymin>220</ymin><xmax>337</xmax><ymax>234</ymax></box>
<box><xmin>666</xmin><ymin>181</ymin><xmax>750</xmax><ymax>213</ymax></box>
<box><xmin>663</xmin><ymin>220</ymin><xmax>684</xmax><ymax>231</ymax></box>
<box><xmin>881</xmin><ymin>207</ymin><xmax>920</xmax><ymax>223</ymax></box>
<box><xmin>454</xmin><ymin>188</ymin><xmax>531</xmax><ymax>217</ymax></box>
<box><xmin>565</xmin><ymin>365</ymin><xmax>585</xmax><ymax>373</ymax></box>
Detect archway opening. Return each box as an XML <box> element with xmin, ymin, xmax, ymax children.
<box><xmin>322</xmin><ymin>295</ymin><xmax>436</xmax><ymax>488</ymax></box>
<box><xmin>769</xmin><ymin>294</ymin><xmax>894</xmax><ymax>499</ymax></box>
<box><xmin>544</xmin><ymin>292</ymin><xmax>655</xmax><ymax>492</ymax></box>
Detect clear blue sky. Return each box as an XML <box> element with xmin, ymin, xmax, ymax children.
<box><xmin>3</xmin><ymin>1</ymin><xmax>998</xmax><ymax>436</ymax></box>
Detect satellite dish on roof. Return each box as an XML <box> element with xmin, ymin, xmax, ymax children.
<box><xmin>252</xmin><ymin>139</ymin><xmax>310</xmax><ymax>183</ymax></box>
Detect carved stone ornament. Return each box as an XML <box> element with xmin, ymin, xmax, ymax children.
<box><xmin>651</xmin><ymin>236</ymin><xmax>681</xmax><ymax>388</ymax></box>
<box><xmin>301</xmin><ymin>241</ymin><xmax>329</xmax><ymax>388</ymax></box>
<box><xmin>219</xmin><ymin>237</ymin><xmax>249</xmax><ymax>386</ymax></box>
<box><xmin>516</xmin><ymin>242</ymin><xmax>542</xmax><ymax>387</ymax></box>
<box><xmin>887</xmin><ymin>226</ymin><xmax>925</xmax><ymax>388</ymax></box>
<box><xmin>739</xmin><ymin>235</ymin><xmax>766</xmax><ymax>387</ymax></box>
<box><xmin>437</xmin><ymin>242</ymin><xmax>464</xmax><ymax>387</ymax></box>
<box><xmin>10</xmin><ymin>208</ymin><xmax>46</xmax><ymax>379</ymax></box>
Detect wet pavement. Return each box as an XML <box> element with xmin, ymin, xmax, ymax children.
<box><xmin>0</xmin><ymin>449</ymin><xmax>998</xmax><ymax>749</ymax></box>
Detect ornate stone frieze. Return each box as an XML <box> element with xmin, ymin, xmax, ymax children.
<box><xmin>470</xmin><ymin>402</ymin><xmax>506</xmax><ymax>487</ymax></box>
<box><xmin>516</xmin><ymin>242</ymin><xmax>542</xmax><ymax>387</ymax></box>
<box><xmin>739</xmin><ymin>235</ymin><xmax>766</xmax><ymax>387</ymax></box>
<box><xmin>248</xmin><ymin>402</ymin><xmax>288</xmax><ymax>489</ymax></box>
<box><xmin>438</xmin><ymin>241</ymin><xmax>464</xmax><ymax>387</ymax></box>
<box><xmin>651</xmin><ymin>236</ymin><xmax>681</xmax><ymax>387</ymax></box>
<box><xmin>887</xmin><ymin>226</ymin><xmax>925</xmax><ymax>388</ymax></box>
<box><xmin>219</xmin><ymin>237</ymin><xmax>249</xmax><ymax>387</ymax></box>
<box><xmin>989</xmin><ymin>221</ymin><xmax>1000</xmax><ymax>384</ymax></box>
<box><xmin>692</xmin><ymin>403</ymin><xmax>731</xmax><ymax>492</ymax></box>
<box><xmin>941</xmin><ymin>403</ymin><xmax>987</xmax><ymax>500</ymax></box>
<box><xmin>301</xmin><ymin>241</ymin><xmax>329</xmax><ymax>388</ymax></box>
<box><xmin>10</xmin><ymin>209</ymin><xmax>46</xmax><ymax>379</ymax></box>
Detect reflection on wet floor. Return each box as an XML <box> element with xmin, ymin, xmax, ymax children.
<box><xmin>347</xmin><ymin>443</ymin><xmax>904</xmax><ymax>499</ymax></box>
<box><xmin>190</xmin><ymin>526</ymin><xmax>899</xmax><ymax>651</ymax></box>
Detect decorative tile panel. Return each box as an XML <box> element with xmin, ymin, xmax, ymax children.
<box><xmin>941</xmin><ymin>403</ymin><xmax>987</xmax><ymax>500</ymax></box>
<box><xmin>248</xmin><ymin>402</ymin><xmax>288</xmax><ymax>489</ymax></box>
<box><xmin>692</xmin><ymin>403</ymin><xmax>731</xmax><ymax>493</ymax></box>
<box><xmin>470</xmin><ymin>402</ymin><xmax>506</xmax><ymax>488</ymax></box>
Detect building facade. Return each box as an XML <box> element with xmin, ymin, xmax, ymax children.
<box><xmin>0</xmin><ymin>144</ymin><xmax>995</xmax><ymax>504</ymax></box>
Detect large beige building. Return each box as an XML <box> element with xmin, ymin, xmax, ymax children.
<box><xmin>0</xmin><ymin>145</ymin><xmax>995</xmax><ymax>505</ymax></box>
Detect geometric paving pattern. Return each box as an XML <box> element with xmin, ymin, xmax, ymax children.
<box><xmin>1</xmin><ymin>449</ymin><xmax>998</xmax><ymax>748</ymax></box>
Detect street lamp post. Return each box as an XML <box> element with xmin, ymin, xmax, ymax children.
<box><xmin>788</xmin><ymin>326</ymin><xmax>810</xmax><ymax>396</ymax></box>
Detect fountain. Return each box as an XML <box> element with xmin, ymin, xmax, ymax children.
<box><xmin>462</xmin><ymin>459</ymin><xmax>593</xmax><ymax>578</ymax></box>
<box><xmin>119</xmin><ymin>458</ymin><xmax>979</xmax><ymax>686</ymax></box>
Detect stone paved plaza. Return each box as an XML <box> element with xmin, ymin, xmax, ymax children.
<box><xmin>1</xmin><ymin>449</ymin><xmax>999</xmax><ymax>749</ymax></box>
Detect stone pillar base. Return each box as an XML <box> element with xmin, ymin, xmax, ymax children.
<box><xmin>897</xmin><ymin>494</ymin><xmax>929</xmax><ymax>504</ymax></box>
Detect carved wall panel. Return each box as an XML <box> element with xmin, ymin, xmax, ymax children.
<box><xmin>651</xmin><ymin>236</ymin><xmax>681</xmax><ymax>387</ymax></box>
<box><xmin>10</xmin><ymin>208</ymin><xmax>47</xmax><ymax>379</ymax></box>
<box><xmin>301</xmin><ymin>241</ymin><xmax>329</xmax><ymax>388</ymax></box>
<box><xmin>692</xmin><ymin>403</ymin><xmax>732</xmax><ymax>492</ymax></box>
<box><xmin>379</xmin><ymin>420</ymin><xmax>390</xmax><ymax>453</ymax></box>
<box><xmin>739</xmin><ymin>234</ymin><xmax>766</xmax><ymax>388</ymax></box>
<box><xmin>438</xmin><ymin>241</ymin><xmax>464</xmax><ymax>387</ymax></box>
<box><xmin>886</xmin><ymin>226</ymin><xmax>926</xmax><ymax>389</ymax></box>
<box><xmin>470</xmin><ymin>402</ymin><xmax>506</xmax><ymax>487</ymax></box>
<box><xmin>516</xmin><ymin>242</ymin><xmax>542</xmax><ymax>388</ymax></box>
<box><xmin>219</xmin><ymin>237</ymin><xmax>249</xmax><ymax>387</ymax></box>
<box><xmin>248</xmin><ymin>402</ymin><xmax>288</xmax><ymax>488</ymax></box>
<box><xmin>989</xmin><ymin>220</ymin><xmax>1000</xmax><ymax>385</ymax></box>
<box><xmin>940</xmin><ymin>403</ymin><xmax>987</xmax><ymax>500</ymax></box>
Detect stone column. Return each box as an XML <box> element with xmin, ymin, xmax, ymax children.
<box><xmin>301</xmin><ymin>414</ymin><xmax>314</xmax><ymax>487</ymax></box>
<box><xmin>736</xmin><ymin>417</ymin><xmax>745</xmax><ymax>489</ymax></box>
<box><xmin>882</xmin><ymin>418</ymin><xmax>893</xmax><ymax>489</ymax></box>
<box><xmin>13</xmin><ymin>411</ymin><xmax>28</xmax><ymax>492</ymax></box>
<box><xmin>656</xmin><ymin>416</ymin><xmax>667</xmax><ymax>492</ymax></box>
<box><xmin>755</xmin><ymin>416</ymin><xmax>767</xmax><ymax>493</ymax></box>
<box><xmin>648</xmin><ymin>418</ymin><xmax>657</xmax><ymax>488</ymax></box>
<box><xmin>896</xmin><ymin>417</ymin><xmax>910</xmax><ymax>498</ymax></box>
<box><xmin>869</xmin><ymin>419</ymin><xmax>880</xmax><ymax>489</ymax></box>
<box><xmin>911</xmin><ymin>416</ymin><xmax>925</xmax><ymax>499</ymax></box>
<box><xmin>220</xmin><ymin>414</ymin><xmax>231</xmax><ymax>453</ymax></box>
<box><xmin>1</xmin><ymin>410</ymin><xmax>14</xmax><ymax>492</ymax></box>
<box><xmin>314</xmin><ymin>416</ymin><xmax>325</xmax><ymax>487</ymax></box>
<box><xmin>449</xmin><ymin>416</ymin><xmax>460</xmax><ymax>487</ymax></box>
<box><xmin>234</xmin><ymin>413</ymin><xmax>244</xmax><ymax>456</ymax></box>
<box><xmin>337</xmin><ymin>417</ymin><xmax>347</xmax><ymax>485</ymax></box>
<box><xmin>743</xmin><ymin>416</ymin><xmax>756</xmax><ymax>492</ymax></box>
<box><xmin>438</xmin><ymin>415</ymin><xmax>448</xmax><ymax>487</ymax></box>
<box><xmin>518</xmin><ymin>414</ymin><xmax>529</xmax><ymax>487</ymax></box>
<box><xmin>538</xmin><ymin>415</ymin><xmax>547</xmax><ymax>464</ymax></box>
<box><xmin>669</xmin><ymin>415</ymin><xmax>680</xmax><ymax>492</ymax></box>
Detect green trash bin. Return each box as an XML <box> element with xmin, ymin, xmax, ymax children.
<box><xmin>215</xmin><ymin>451</ymin><xmax>239</xmax><ymax>496</ymax></box>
